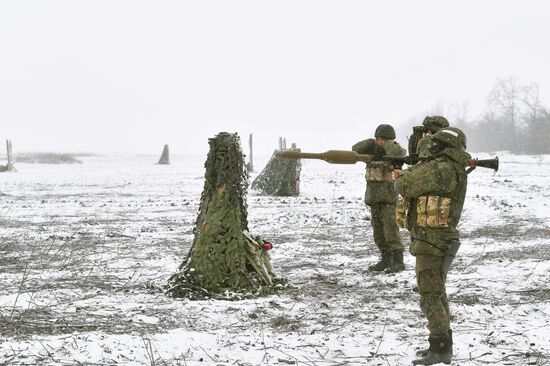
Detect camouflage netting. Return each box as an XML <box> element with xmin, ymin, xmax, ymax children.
<box><xmin>167</xmin><ymin>132</ymin><xmax>283</xmax><ymax>300</ymax></box>
<box><xmin>251</xmin><ymin>147</ymin><xmax>301</xmax><ymax>196</ymax></box>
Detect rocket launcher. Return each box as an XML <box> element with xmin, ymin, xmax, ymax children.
<box><xmin>275</xmin><ymin>150</ymin><xmax>499</xmax><ymax>172</ymax></box>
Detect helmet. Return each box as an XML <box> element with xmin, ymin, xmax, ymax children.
<box><xmin>422</xmin><ymin>116</ymin><xmax>449</xmax><ymax>133</ymax></box>
<box><xmin>432</xmin><ymin>127</ymin><xmax>467</xmax><ymax>150</ymax></box>
<box><xmin>374</xmin><ymin>124</ymin><xmax>396</xmax><ymax>139</ymax></box>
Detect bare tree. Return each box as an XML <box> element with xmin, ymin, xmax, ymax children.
<box><xmin>487</xmin><ymin>77</ymin><xmax>521</xmax><ymax>127</ymax></box>
<box><xmin>520</xmin><ymin>82</ymin><xmax>542</xmax><ymax>127</ymax></box>
<box><xmin>409</xmin><ymin>77</ymin><xmax>550</xmax><ymax>154</ymax></box>
<box><xmin>449</xmin><ymin>101</ymin><xmax>471</xmax><ymax>125</ymax></box>
<box><xmin>485</xmin><ymin>77</ymin><xmax>523</xmax><ymax>152</ymax></box>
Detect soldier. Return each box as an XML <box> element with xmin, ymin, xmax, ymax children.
<box><xmin>352</xmin><ymin>124</ymin><xmax>407</xmax><ymax>273</ymax></box>
<box><xmin>394</xmin><ymin>127</ymin><xmax>470</xmax><ymax>365</ymax></box>
<box><xmin>415</xmin><ymin>116</ymin><xmax>450</xmax><ymax>157</ymax></box>
<box><xmin>396</xmin><ymin>115</ymin><xmax>451</xmax><ymax>227</ymax></box>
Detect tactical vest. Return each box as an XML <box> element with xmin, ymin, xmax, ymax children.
<box><xmin>415</xmin><ymin>159</ymin><xmax>467</xmax><ymax>229</ymax></box>
<box><xmin>366</xmin><ymin>161</ymin><xmax>394</xmax><ymax>182</ymax></box>
<box><xmin>354</xmin><ymin>138</ymin><xmax>404</xmax><ymax>205</ymax></box>
<box><xmin>364</xmin><ymin>161</ymin><xmax>399</xmax><ymax>205</ymax></box>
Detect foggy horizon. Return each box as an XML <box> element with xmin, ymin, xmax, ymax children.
<box><xmin>1</xmin><ymin>1</ymin><xmax>549</xmax><ymax>157</ymax></box>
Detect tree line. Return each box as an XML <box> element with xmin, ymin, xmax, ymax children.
<box><xmin>404</xmin><ymin>77</ymin><xmax>550</xmax><ymax>154</ymax></box>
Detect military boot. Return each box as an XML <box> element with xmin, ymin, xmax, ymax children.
<box><xmin>368</xmin><ymin>252</ymin><xmax>393</xmax><ymax>272</ymax></box>
<box><xmin>416</xmin><ymin>329</ymin><xmax>453</xmax><ymax>357</ymax></box>
<box><xmin>385</xmin><ymin>251</ymin><xmax>405</xmax><ymax>273</ymax></box>
<box><xmin>412</xmin><ymin>333</ymin><xmax>452</xmax><ymax>365</ymax></box>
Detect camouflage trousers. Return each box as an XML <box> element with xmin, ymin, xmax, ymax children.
<box><xmin>415</xmin><ymin>254</ymin><xmax>450</xmax><ymax>337</ymax></box>
<box><xmin>370</xmin><ymin>203</ymin><xmax>404</xmax><ymax>254</ymax></box>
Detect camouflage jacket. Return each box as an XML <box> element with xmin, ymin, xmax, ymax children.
<box><xmin>352</xmin><ymin>138</ymin><xmax>406</xmax><ymax>205</ymax></box>
<box><xmin>417</xmin><ymin>135</ymin><xmax>433</xmax><ymax>157</ymax></box>
<box><xmin>395</xmin><ymin>148</ymin><xmax>470</xmax><ymax>256</ymax></box>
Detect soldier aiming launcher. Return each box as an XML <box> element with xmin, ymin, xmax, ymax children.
<box><xmin>275</xmin><ymin>150</ymin><xmax>499</xmax><ymax>172</ymax></box>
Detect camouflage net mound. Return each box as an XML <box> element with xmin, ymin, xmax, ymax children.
<box><xmin>251</xmin><ymin>147</ymin><xmax>301</xmax><ymax>196</ymax></box>
<box><xmin>167</xmin><ymin>132</ymin><xmax>284</xmax><ymax>300</ymax></box>
<box><xmin>157</xmin><ymin>144</ymin><xmax>170</xmax><ymax>165</ymax></box>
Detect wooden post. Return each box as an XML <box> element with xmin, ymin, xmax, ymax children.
<box><xmin>6</xmin><ymin>140</ymin><xmax>16</xmax><ymax>172</ymax></box>
<box><xmin>247</xmin><ymin>133</ymin><xmax>254</xmax><ymax>172</ymax></box>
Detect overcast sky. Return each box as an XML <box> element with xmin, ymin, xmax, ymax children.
<box><xmin>1</xmin><ymin>1</ymin><xmax>549</xmax><ymax>156</ymax></box>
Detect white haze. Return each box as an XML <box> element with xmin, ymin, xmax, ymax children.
<box><xmin>1</xmin><ymin>0</ymin><xmax>549</xmax><ymax>156</ymax></box>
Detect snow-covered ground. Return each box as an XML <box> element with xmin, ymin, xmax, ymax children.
<box><xmin>0</xmin><ymin>152</ymin><xmax>549</xmax><ymax>365</ymax></box>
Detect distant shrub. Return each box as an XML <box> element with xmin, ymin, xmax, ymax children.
<box><xmin>15</xmin><ymin>153</ymin><xmax>85</xmax><ymax>164</ymax></box>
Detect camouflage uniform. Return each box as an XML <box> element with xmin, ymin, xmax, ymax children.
<box><xmin>417</xmin><ymin>135</ymin><xmax>433</xmax><ymax>158</ymax></box>
<box><xmin>417</xmin><ymin>116</ymin><xmax>450</xmax><ymax>157</ymax></box>
<box><xmin>395</xmin><ymin>127</ymin><xmax>470</xmax><ymax>365</ymax></box>
<box><xmin>352</xmin><ymin>129</ymin><xmax>406</xmax><ymax>271</ymax></box>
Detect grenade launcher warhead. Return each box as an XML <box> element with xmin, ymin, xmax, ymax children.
<box><xmin>275</xmin><ymin>150</ymin><xmax>499</xmax><ymax>172</ymax></box>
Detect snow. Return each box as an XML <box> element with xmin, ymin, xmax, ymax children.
<box><xmin>0</xmin><ymin>152</ymin><xmax>549</xmax><ymax>365</ymax></box>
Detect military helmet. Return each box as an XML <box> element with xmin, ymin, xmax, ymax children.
<box><xmin>422</xmin><ymin>116</ymin><xmax>449</xmax><ymax>133</ymax></box>
<box><xmin>432</xmin><ymin>127</ymin><xmax>467</xmax><ymax>150</ymax></box>
<box><xmin>374</xmin><ymin>124</ymin><xmax>396</xmax><ymax>139</ymax></box>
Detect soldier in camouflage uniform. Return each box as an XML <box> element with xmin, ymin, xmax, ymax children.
<box><xmin>397</xmin><ymin>116</ymin><xmax>451</xmax><ymax>228</ymax></box>
<box><xmin>352</xmin><ymin>124</ymin><xmax>407</xmax><ymax>273</ymax></box>
<box><xmin>416</xmin><ymin>116</ymin><xmax>450</xmax><ymax>157</ymax></box>
<box><xmin>394</xmin><ymin>127</ymin><xmax>470</xmax><ymax>365</ymax></box>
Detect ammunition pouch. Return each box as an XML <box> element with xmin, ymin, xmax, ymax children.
<box><xmin>366</xmin><ymin>162</ymin><xmax>394</xmax><ymax>182</ymax></box>
<box><xmin>441</xmin><ymin>240</ymin><xmax>461</xmax><ymax>272</ymax></box>
<box><xmin>416</xmin><ymin>195</ymin><xmax>451</xmax><ymax>228</ymax></box>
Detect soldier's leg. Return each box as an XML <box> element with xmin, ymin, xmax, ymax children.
<box><xmin>416</xmin><ymin>254</ymin><xmax>450</xmax><ymax>335</ymax></box>
<box><xmin>380</xmin><ymin>204</ymin><xmax>405</xmax><ymax>272</ymax></box>
<box><xmin>413</xmin><ymin>254</ymin><xmax>452</xmax><ymax>365</ymax></box>
<box><xmin>442</xmin><ymin>272</ymin><xmax>450</xmax><ymax>320</ymax></box>
<box><xmin>370</xmin><ymin>205</ymin><xmax>386</xmax><ymax>252</ymax></box>
<box><xmin>417</xmin><ymin>278</ymin><xmax>451</xmax><ymax>357</ymax></box>
<box><xmin>368</xmin><ymin>205</ymin><xmax>393</xmax><ymax>271</ymax></box>
<box><xmin>380</xmin><ymin>203</ymin><xmax>404</xmax><ymax>251</ymax></box>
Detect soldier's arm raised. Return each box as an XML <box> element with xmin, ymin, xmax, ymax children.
<box><xmin>352</xmin><ymin>139</ymin><xmax>376</xmax><ymax>155</ymax></box>
<box><xmin>382</xmin><ymin>140</ymin><xmax>407</xmax><ymax>157</ymax></box>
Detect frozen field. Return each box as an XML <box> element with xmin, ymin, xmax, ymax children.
<box><xmin>0</xmin><ymin>152</ymin><xmax>549</xmax><ymax>365</ymax></box>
